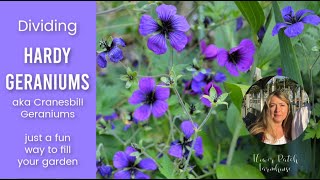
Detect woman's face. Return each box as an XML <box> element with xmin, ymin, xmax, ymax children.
<box><xmin>269</xmin><ymin>96</ymin><xmax>289</xmax><ymax>123</ymax></box>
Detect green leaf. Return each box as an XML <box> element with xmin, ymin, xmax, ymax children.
<box><xmin>272</xmin><ymin>2</ymin><xmax>303</xmax><ymax>86</ymax></box>
<box><xmin>224</xmin><ymin>82</ymin><xmax>249</xmax><ymax>112</ymax></box>
<box><xmin>120</xmin><ymin>75</ymin><xmax>128</xmax><ymax>81</ymax></box>
<box><xmin>202</xmin><ymin>95</ymin><xmax>212</xmax><ymax>103</ymax></box>
<box><xmin>303</xmin><ymin>128</ymin><xmax>316</xmax><ymax>140</ymax></box>
<box><xmin>125</xmin><ymin>81</ymin><xmax>132</xmax><ymax>89</ymax></box>
<box><xmin>160</xmin><ymin>77</ymin><xmax>170</xmax><ymax>84</ymax></box>
<box><xmin>235</xmin><ymin>1</ymin><xmax>265</xmax><ymax>34</ymax></box>
<box><xmin>216</xmin><ymin>164</ymin><xmax>265</xmax><ymax>179</ymax></box>
<box><xmin>126</xmin><ymin>67</ymin><xmax>132</xmax><ymax>74</ymax></box>
<box><xmin>209</xmin><ymin>86</ymin><xmax>217</xmax><ymax>100</ymax></box>
<box><xmin>107</xmin><ymin>36</ymin><xmax>113</xmax><ymax>47</ymax></box>
<box><xmin>226</xmin><ymin>103</ymin><xmax>249</xmax><ymax>136</ymax></box>
<box><xmin>159</xmin><ymin>154</ymin><xmax>176</xmax><ymax>179</ymax></box>
<box><xmin>217</xmin><ymin>93</ymin><xmax>229</xmax><ymax>103</ymax></box>
<box><xmin>217</xmin><ymin>101</ymin><xmax>229</xmax><ymax>109</ymax></box>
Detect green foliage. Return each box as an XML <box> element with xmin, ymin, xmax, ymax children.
<box><xmin>235</xmin><ymin>1</ymin><xmax>265</xmax><ymax>35</ymax></box>
<box><xmin>216</xmin><ymin>164</ymin><xmax>265</xmax><ymax>179</ymax></box>
<box><xmin>158</xmin><ymin>154</ymin><xmax>177</xmax><ymax>179</ymax></box>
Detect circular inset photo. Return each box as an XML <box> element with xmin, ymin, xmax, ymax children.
<box><xmin>242</xmin><ymin>75</ymin><xmax>311</xmax><ymax>145</ymax></box>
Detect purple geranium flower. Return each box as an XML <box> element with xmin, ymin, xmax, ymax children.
<box><xmin>272</xmin><ymin>6</ymin><xmax>320</xmax><ymax>38</ymax></box>
<box><xmin>200</xmin><ymin>82</ymin><xmax>222</xmax><ymax>107</ymax></box>
<box><xmin>168</xmin><ymin>120</ymin><xmax>203</xmax><ymax>159</ymax></box>
<box><xmin>113</xmin><ymin>146</ymin><xmax>157</xmax><ymax>179</ymax></box>
<box><xmin>97</xmin><ymin>38</ymin><xmax>126</xmax><ymax>68</ymax></box>
<box><xmin>236</xmin><ymin>17</ymin><xmax>243</xmax><ymax>31</ymax></box>
<box><xmin>103</xmin><ymin>112</ymin><xmax>119</xmax><ymax>130</ymax></box>
<box><xmin>129</xmin><ymin>77</ymin><xmax>170</xmax><ymax>121</ymax></box>
<box><xmin>214</xmin><ymin>72</ymin><xmax>227</xmax><ymax>83</ymax></box>
<box><xmin>217</xmin><ymin>39</ymin><xmax>255</xmax><ymax>76</ymax></box>
<box><xmin>139</xmin><ymin>4</ymin><xmax>190</xmax><ymax>55</ymax></box>
<box><xmin>96</xmin><ymin>160</ymin><xmax>113</xmax><ymax>178</ymax></box>
<box><xmin>189</xmin><ymin>69</ymin><xmax>225</xmax><ymax>95</ymax></box>
<box><xmin>200</xmin><ymin>40</ymin><xmax>219</xmax><ymax>60</ymax></box>
<box><xmin>277</xmin><ymin>67</ymin><xmax>283</xmax><ymax>76</ymax></box>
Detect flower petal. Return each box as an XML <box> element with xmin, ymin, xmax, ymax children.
<box><xmin>113</xmin><ymin>152</ymin><xmax>129</xmax><ymax>169</ymax></box>
<box><xmin>203</xmin><ymin>44</ymin><xmax>218</xmax><ymax>59</ymax></box>
<box><xmin>168</xmin><ymin>31</ymin><xmax>188</xmax><ymax>52</ymax></box>
<box><xmin>301</xmin><ymin>15</ymin><xmax>320</xmax><ymax>26</ymax></box>
<box><xmin>180</xmin><ymin>120</ymin><xmax>197</xmax><ymax>139</ymax></box>
<box><xmin>147</xmin><ymin>33</ymin><xmax>167</xmax><ymax>55</ymax></box>
<box><xmin>200</xmin><ymin>40</ymin><xmax>207</xmax><ymax>54</ymax></box>
<box><xmin>284</xmin><ymin>22</ymin><xmax>304</xmax><ymax>38</ymax></box>
<box><xmin>171</xmin><ymin>15</ymin><xmax>190</xmax><ymax>32</ymax></box>
<box><xmin>295</xmin><ymin>9</ymin><xmax>314</xmax><ymax>21</ymax></box>
<box><xmin>114</xmin><ymin>170</ymin><xmax>131</xmax><ymax>179</ymax></box>
<box><xmin>156</xmin><ymin>4</ymin><xmax>177</xmax><ymax>22</ymax></box>
<box><xmin>129</xmin><ymin>90</ymin><xmax>146</xmax><ymax>105</ymax></box>
<box><xmin>281</xmin><ymin>6</ymin><xmax>294</xmax><ymax>22</ymax></box>
<box><xmin>139</xmin><ymin>15</ymin><xmax>160</xmax><ymax>36</ymax></box>
<box><xmin>238</xmin><ymin>39</ymin><xmax>255</xmax><ymax>56</ymax></box>
<box><xmin>194</xmin><ymin>137</ymin><xmax>204</xmax><ymax>159</ymax></box>
<box><xmin>139</xmin><ymin>77</ymin><xmax>155</xmax><ymax>94</ymax></box>
<box><xmin>193</xmin><ymin>72</ymin><xmax>206</xmax><ymax>82</ymax></box>
<box><xmin>225</xmin><ymin>61</ymin><xmax>239</xmax><ymax>76</ymax></box>
<box><xmin>137</xmin><ymin>158</ymin><xmax>157</xmax><ymax>170</ymax></box>
<box><xmin>134</xmin><ymin>170</ymin><xmax>150</xmax><ymax>179</ymax></box>
<box><xmin>200</xmin><ymin>96</ymin><xmax>211</xmax><ymax>107</ymax></box>
<box><xmin>168</xmin><ymin>143</ymin><xmax>183</xmax><ymax>159</ymax></box>
<box><xmin>236</xmin><ymin>17</ymin><xmax>243</xmax><ymax>31</ymax></box>
<box><xmin>155</xmin><ymin>85</ymin><xmax>170</xmax><ymax>100</ymax></box>
<box><xmin>98</xmin><ymin>165</ymin><xmax>113</xmax><ymax>177</ymax></box>
<box><xmin>214</xmin><ymin>72</ymin><xmax>226</xmax><ymax>83</ymax></box>
<box><xmin>125</xmin><ymin>146</ymin><xmax>137</xmax><ymax>164</ymax></box>
<box><xmin>217</xmin><ymin>49</ymin><xmax>228</xmax><ymax>66</ymax></box>
<box><xmin>272</xmin><ymin>23</ymin><xmax>287</xmax><ymax>36</ymax></box>
<box><xmin>133</xmin><ymin>104</ymin><xmax>152</xmax><ymax>121</ymax></box>
<box><xmin>152</xmin><ymin>100</ymin><xmax>168</xmax><ymax>118</ymax></box>
<box><xmin>97</xmin><ymin>52</ymin><xmax>107</xmax><ymax>68</ymax></box>
<box><xmin>108</xmin><ymin>47</ymin><xmax>123</xmax><ymax>63</ymax></box>
<box><xmin>113</xmin><ymin>38</ymin><xmax>126</xmax><ymax>47</ymax></box>
<box><xmin>191</xmin><ymin>80</ymin><xmax>206</xmax><ymax>94</ymax></box>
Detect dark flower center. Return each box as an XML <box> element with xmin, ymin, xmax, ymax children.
<box><xmin>100</xmin><ymin>40</ymin><xmax>113</xmax><ymax>52</ymax></box>
<box><xmin>284</xmin><ymin>14</ymin><xmax>297</xmax><ymax>24</ymax></box>
<box><xmin>145</xmin><ymin>92</ymin><xmax>156</xmax><ymax>105</ymax></box>
<box><xmin>228</xmin><ymin>51</ymin><xmax>241</xmax><ymax>65</ymax></box>
<box><xmin>158</xmin><ymin>19</ymin><xmax>174</xmax><ymax>36</ymax></box>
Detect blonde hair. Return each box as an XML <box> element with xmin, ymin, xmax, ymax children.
<box><xmin>249</xmin><ymin>90</ymin><xmax>293</xmax><ymax>143</ymax></box>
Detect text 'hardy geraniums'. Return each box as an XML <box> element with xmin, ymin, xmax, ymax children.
<box><xmin>139</xmin><ymin>4</ymin><xmax>190</xmax><ymax>55</ymax></box>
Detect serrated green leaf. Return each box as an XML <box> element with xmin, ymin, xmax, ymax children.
<box><xmin>216</xmin><ymin>164</ymin><xmax>265</xmax><ymax>179</ymax></box>
<box><xmin>272</xmin><ymin>2</ymin><xmax>303</xmax><ymax>86</ymax></box>
<box><xmin>210</xmin><ymin>86</ymin><xmax>217</xmax><ymax>100</ymax></box>
<box><xmin>217</xmin><ymin>93</ymin><xmax>229</xmax><ymax>102</ymax></box>
<box><xmin>235</xmin><ymin>1</ymin><xmax>265</xmax><ymax>34</ymax></box>
<box><xmin>159</xmin><ymin>154</ymin><xmax>176</xmax><ymax>179</ymax></box>
<box><xmin>303</xmin><ymin>128</ymin><xmax>316</xmax><ymax>140</ymax></box>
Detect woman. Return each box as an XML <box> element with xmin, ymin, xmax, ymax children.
<box><xmin>249</xmin><ymin>90</ymin><xmax>293</xmax><ymax>145</ymax></box>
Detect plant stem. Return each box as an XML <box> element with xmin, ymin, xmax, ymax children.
<box><xmin>183</xmin><ymin>132</ymin><xmax>198</xmax><ymax>171</ymax></box>
<box><xmin>196</xmin><ymin>172</ymin><xmax>215</xmax><ymax>179</ymax></box>
<box><xmin>172</xmin><ymin>86</ymin><xmax>195</xmax><ymax>125</ymax></box>
<box><xmin>96</xmin><ymin>2</ymin><xmax>136</xmax><ymax>15</ymax></box>
<box><xmin>226</xmin><ymin>122</ymin><xmax>242</xmax><ymax>165</ymax></box>
<box><xmin>124</xmin><ymin>129</ymin><xmax>141</xmax><ymax>145</ymax></box>
<box><xmin>198</xmin><ymin>107</ymin><xmax>213</xmax><ymax>130</ymax></box>
<box><xmin>109</xmin><ymin>131</ymin><xmax>126</xmax><ymax>145</ymax></box>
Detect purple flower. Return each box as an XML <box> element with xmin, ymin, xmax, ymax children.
<box><xmin>200</xmin><ymin>82</ymin><xmax>222</xmax><ymax>107</ymax></box>
<box><xmin>96</xmin><ymin>114</ymin><xmax>102</xmax><ymax>121</ymax></box>
<box><xmin>128</xmin><ymin>77</ymin><xmax>170</xmax><ymax>121</ymax></box>
<box><xmin>214</xmin><ymin>72</ymin><xmax>226</xmax><ymax>83</ymax></box>
<box><xmin>257</xmin><ymin>26</ymin><xmax>266</xmax><ymax>43</ymax></box>
<box><xmin>236</xmin><ymin>17</ymin><xmax>243</xmax><ymax>31</ymax></box>
<box><xmin>103</xmin><ymin>112</ymin><xmax>119</xmax><ymax>130</ymax></box>
<box><xmin>200</xmin><ymin>40</ymin><xmax>219</xmax><ymax>60</ymax></box>
<box><xmin>277</xmin><ymin>67</ymin><xmax>283</xmax><ymax>76</ymax></box>
<box><xmin>168</xmin><ymin>120</ymin><xmax>203</xmax><ymax>159</ymax></box>
<box><xmin>217</xmin><ymin>39</ymin><xmax>255</xmax><ymax>76</ymax></box>
<box><xmin>139</xmin><ymin>4</ymin><xmax>190</xmax><ymax>55</ymax></box>
<box><xmin>96</xmin><ymin>160</ymin><xmax>113</xmax><ymax>178</ymax></box>
<box><xmin>272</xmin><ymin>6</ymin><xmax>320</xmax><ymax>38</ymax></box>
<box><xmin>97</xmin><ymin>38</ymin><xmax>126</xmax><ymax>68</ymax></box>
<box><xmin>113</xmin><ymin>146</ymin><xmax>157</xmax><ymax>179</ymax></box>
